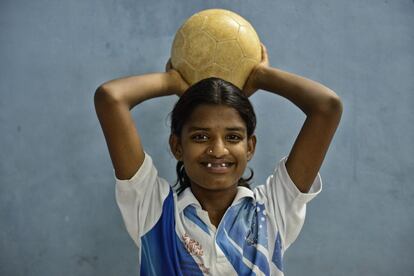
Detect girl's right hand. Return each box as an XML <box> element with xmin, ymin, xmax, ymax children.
<box><xmin>165</xmin><ymin>59</ymin><xmax>189</xmax><ymax>97</ymax></box>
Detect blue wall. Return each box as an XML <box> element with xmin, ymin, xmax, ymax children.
<box><xmin>1</xmin><ymin>0</ymin><xmax>413</xmax><ymax>275</ymax></box>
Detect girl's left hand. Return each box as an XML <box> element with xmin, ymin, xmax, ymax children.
<box><xmin>165</xmin><ymin>59</ymin><xmax>189</xmax><ymax>97</ymax></box>
<box><xmin>242</xmin><ymin>43</ymin><xmax>270</xmax><ymax>97</ymax></box>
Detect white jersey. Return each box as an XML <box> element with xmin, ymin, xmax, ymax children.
<box><xmin>115</xmin><ymin>153</ymin><xmax>321</xmax><ymax>275</ymax></box>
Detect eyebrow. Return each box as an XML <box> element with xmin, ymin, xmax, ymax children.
<box><xmin>187</xmin><ymin>126</ymin><xmax>246</xmax><ymax>132</ymax></box>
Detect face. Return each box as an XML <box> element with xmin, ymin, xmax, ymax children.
<box><xmin>170</xmin><ymin>104</ymin><xmax>256</xmax><ymax>192</ymax></box>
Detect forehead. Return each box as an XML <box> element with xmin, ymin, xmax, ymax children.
<box><xmin>184</xmin><ymin>104</ymin><xmax>246</xmax><ymax>131</ymax></box>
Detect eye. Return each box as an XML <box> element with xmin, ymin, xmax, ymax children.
<box><xmin>226</xmin><ymin>134</ymin><xmax>243</xmax><ymax>143</ymax></box>
<box><xmin>191</xmin><ymin>134</ymin><xmax>209</xmax><ymax>142</ymax></box>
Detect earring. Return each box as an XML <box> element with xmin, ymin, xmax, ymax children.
<box><xmin>208</xmin><ymin>149</ymin><xmax>213</xmax><ymax>154</ymax></box>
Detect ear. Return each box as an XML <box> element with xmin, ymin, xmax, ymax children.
<box><xmin>247</xmin><ymin>134</ymin><xmax>257</xmax><ymax>161</ymax></box>
<box><xmin>169</xmin><ymin>134</ymin><xmax>182</xmax><ymax>160</ymax></box>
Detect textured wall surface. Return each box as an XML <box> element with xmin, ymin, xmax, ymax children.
<box><xmin>1</xmin><ymin>0</ymin><xmax>413</xmax><ymax>275</ymax></box>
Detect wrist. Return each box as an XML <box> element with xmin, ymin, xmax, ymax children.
<box><xmin>166</xmin><ymin>70</ymin><xmax>188</xmax><ymax>96</ymax></box>
<box><xmin>165</xmin><ymin>71</ymin><xmax>178</xmax><ymax>93</ymax></box>
<box><xmin>253</xmin><ymin>65</ymin><xmax>271</xmax><ymax>90</ymax></box>
<box><xmin>255</xmin><ymin>66</ymin><xmax>292</xmax><ymax>94</ymax></box>
<box><xmin>163</xmin><ymin>71</ymin><xmax>179</xmax><ymax>96</ymax></box>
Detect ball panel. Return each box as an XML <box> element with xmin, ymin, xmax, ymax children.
<box><xmin>184</xmin><ymin>32</ymin><xmax>216</xmax><ymax>68</ymax></box>
<box><xmin>171</xmin><ymin>31</ymin><xmax>185</xmax><ymax>65</ymax></box>
<box><xmin>215</xmin><ymin>40</ymin><xmax>244</xmax><ymax>70</ymax></box>
<box><xmin>238</xmin><ymin>26</ymin><xmax>261</xmax><ymax>60</ymax></box>
<box><xmin>176</xmin><ymin>60</ymin><xmax>197</xmax><ymax>85</ymax></box>
<box><xmin>197</xmin><ymin>9</ymin><xmax>231</xmax><ymax>17</ymax></box>
<box><xmin>197</xmin><ymin>63</ymin><xmax>231</xmax><ymax>84</ymax></box>
<box><xmin>203</xmin><ymin>15</ymin><xmax>240</xmax><ymax>41</ymax></box>
<box><xmin>198</xmin><ymin>9</ymin><xmax>250</xmax><ymax>28</ymax></box>
<box><xmin>180</xmin><ymin>14</ymin><xmax>206</xmax><ymax>36</ymax></box>
<box><xmin>226</xmin><ymin>12</ymin><xmax>250</xmax><ymax>27</ymax></box>
<box><xmin>231</xmin><ymin>58</ymin><xmax>258</xmax><ymax>89</ymax></box>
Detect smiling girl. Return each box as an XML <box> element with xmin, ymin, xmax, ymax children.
<box><xmin>94</xmin><ymin>44</ymin><xmax>342</xmax><ymax>275</ymax></box>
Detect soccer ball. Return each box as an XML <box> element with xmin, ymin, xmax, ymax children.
<box><xmin>170</xmin><ymin>9</ymin><xmax>261</xmax><ymax>90</ymax></box>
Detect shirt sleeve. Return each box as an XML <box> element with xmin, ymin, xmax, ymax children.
<box><xmin>114</xmin><ymin>152</ymin><xmax>171</xmax><ymax>246</ymax></box>
<box><xmin>256</xmin><ymin>156</ymin><xmax>322</xmax><ymax>250</ymax></box>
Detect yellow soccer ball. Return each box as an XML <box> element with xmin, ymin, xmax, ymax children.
<box><xmin>171</xmin><ymin>9</ymin><xmax>261</xmax><ymax>90</ymax></box>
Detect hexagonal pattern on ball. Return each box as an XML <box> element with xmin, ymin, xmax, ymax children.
<box><xmin>184</xmin><ymin>32</ymin><xmax>216</xmax><ymax>69</ymax></box>
<box><xmin>226</xmin><ymin>12</ymin><xmax>250</xmax><ymax>27</ymax></box>
<box><xmin>176</xmin><ymin>60</ymin><xmax>197</xmax><ymax>85</ymax></box>
<box><xmin>197</xmin><ymin>63</ymin><xmax>231</xmax><ymax>83</ymax></box>
<box><xmin>203</xmin><ymin>15</ymin><xmax>240</xmax><ymax>41</ymax></box>
<box><xmin>171</xmin><ymin>31</ymin><xmax>185</xmax><ymax>64</ymax></box>
<box><xmin>231</xmin><ymin>58</ymin><xmax>258</xmax><ymax>89</ymax></box>
<box><xmin>215</xmin><ymin>40</ymin><xmax>244</xmax><ymax>70</ymax></box>
<box><xmin>180</xmin><ymin>15</ymin><xmax>206</xmax><ymax>36</ymax></box>
<box><xmin>238</xmin><ymin>26</ymin><xmax>261</xmax><ymax>59</ymax></box>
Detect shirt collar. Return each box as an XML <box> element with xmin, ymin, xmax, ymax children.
<box><xmin>177</xmin><ymin>187</ymin><xmax>202</xmax><ymax>213</ymax></box>
<box><xmin>177</xmin><ymin>186</ymin><xmax>255</xmax><ymax>213</ymax></box>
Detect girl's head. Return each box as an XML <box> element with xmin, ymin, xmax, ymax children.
<box><xmin>169</xmin><ymin>77</ymin><xmax>257</xmax><ymax>194</ymax></box>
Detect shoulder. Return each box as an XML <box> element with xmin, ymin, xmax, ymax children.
<box><xmin>114</xmin><ymin>152</ymin><xmax>174</xmax><ymax>242</ymax></box>
<box><xmin>253</xmin><ymin>156</ymin><xmax>322</xmax><ymax>212</ymax></box>
<box><xmin>115</xmin><ymin>151</ymin><xmax>171</xmax><ymax>208</ymax></box>
<box><xmin>115</xmin><ymin>152</ymin><xmax>164</xmax><ymax>190</ymax></box>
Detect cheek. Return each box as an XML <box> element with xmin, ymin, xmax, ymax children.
<box><xmin>182</xmin><ymin>143</ymin><xmax>206</xmax><ymax>158</ymax></box>
<box><xmin>235</xmin><ymin>143</ymin><xmax>250</xmax><ymax>157</ymax></box>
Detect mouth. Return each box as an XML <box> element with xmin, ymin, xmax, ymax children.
<box><xmin>200</xmin><ymin>161</ymin><xmax>235</xmax><ymax>173</ymax></box>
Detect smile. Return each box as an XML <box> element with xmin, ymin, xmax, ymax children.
<box><xmin>206</xmin><ymin>162</ymin><xmax>231</xmax><ymax>168</ymax></box>
<box><xmin>200</xmin><ymin>162</ymin><xmax>235</xmax><ymax>173</ymax></box>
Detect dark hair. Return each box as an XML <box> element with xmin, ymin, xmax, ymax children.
<box><xmin>170</xmin><ymin>77</ymin><xmax>257</xmax><ymax>194</ymax></box>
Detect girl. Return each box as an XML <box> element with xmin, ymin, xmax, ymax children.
<box><xmin>94</xmin><ymin>44</ymin><xmax>342</xmax><ymax>275</ymax></box>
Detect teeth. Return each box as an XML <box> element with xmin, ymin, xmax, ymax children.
<box><xmin>206</xmin><ymin>163</ymin><xmax>229</xmax><ymax>168</ymax></box>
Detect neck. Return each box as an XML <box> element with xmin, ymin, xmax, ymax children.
<box><xmin>190</xmin><ymin>184</ymin><xmax>238</xmax><ymax>227</ymax></box>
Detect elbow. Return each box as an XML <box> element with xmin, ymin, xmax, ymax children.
<box><xmin>326</xmin><ymin>93</ymin><xmax>343</xmax><ymax>115</ymax></box>
<box><xmin>94</xmin><ymin>84</ymin><xmax>120</xmax><ymax>106</ymax></box>
<box><xmin>94</xmin><ymin>83</ymin><xmax>111</xmax><ymax>99</ymax></box>
<box><xmin>316</xmin><ymin>92</ymin><xmax>343</xmax><ymax>120</ymax></box>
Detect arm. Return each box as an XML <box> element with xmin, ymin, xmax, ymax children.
<box><xmin>94</xmin><ymin>69</ymin><xmax>188</xmax><ymax>180</ymax></box>
<box><xmin>247</xmin><ymin>45</ymin><xmax>343</xmax><ymax>193</ymax></box>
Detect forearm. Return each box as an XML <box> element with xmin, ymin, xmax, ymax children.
<box><xmin>255</xmin><ymin>66</ymin><xmax>342</xmax><ymax>116</ymax></box>
<box><xmin>96</xmin><ymin>72</ymin><xmax>175</xmax><ymax>109</ymax></box>
<box><xmin>94</xmin><ymin>72</ymin><xmax>174</xmax><ymax>178</ymax></box>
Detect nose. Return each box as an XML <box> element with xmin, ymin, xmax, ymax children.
<box><xmin>207</xmin><ymin>138</ymin><xmax>229</xmax><ymax>157</ymax></box>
